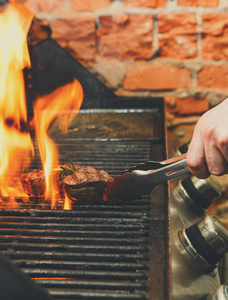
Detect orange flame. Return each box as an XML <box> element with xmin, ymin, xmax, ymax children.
<box><xmin>33</xmin><ymin>80</ymin><xmax>84</xmax><ymax>208</ymax></box>
<box><xmin>63</xmin><ymin>195</ymin><xmax>72</xmax><ymax>210</ymax></box>
<box><xmin>0</xmin><ymin>3</ymin><xmax>84</xmax><ymax>209</ymax></box>
<box><xmin>0</xmin><ymin>3</ymin><xmax>34</xmax><ymax>201</ymax></box>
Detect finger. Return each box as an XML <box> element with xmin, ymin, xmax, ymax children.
<box><xmin>213</xmin><ymin>126</ymin><xmax>228</xmax><ymax>164</ymax></box>
<box><xmin>186</xmin><ymin>126</ymin><xmax>210</xmax><ymax>179</ymax></box>
<box><xmin>203</xmin><ymin>129</ymin><xmax>228</xmax><ymax>175</ymax></box>
<box><xmin>219</xmin><ymin>143</ymin><xmax>228</xmax><ymax>163</ymax></box>
<box><xmin>202</xmin><ymin>116</ymin><xmax>228</xmax><ymax>176</ymax></box>
<box><xmin>205</xmin><ymin>146</ymin><xmax>228</xmax><ymax>176</ymax></box>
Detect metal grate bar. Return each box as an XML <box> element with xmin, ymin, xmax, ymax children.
<box><xmin>0</xmin><ymin>209</ymin><xmax>149</xmax><ymax>218</ymax></box>
<box><xmin>0</xmin><ymin>223</ymin><xmax>147</xmax><ymax>231</ymax></box>
<box><xmin>47</xmin><ymin>290</ymin><xmax>147</xmax><ymax>300</ymax></box>
<box><xmin>23</xmin><ymin>269</ymin><xmax>148</xmax><ymax>281</ymax></box>
<box><xmin>4</xmin><ymin>252</ymin><xmax>147</xmax><ymax>263</ymax></box>
<box><xmin>0</xmin><ymin>243</ymin><xmax>147</xmax><ymax>253</ymax></box>
<box><xmin>0</xmin><ymin>236</ymin><xmax>147</xmax><ymax>246</ymax></box>
<box><xmin>13</xmin><ymin>260</ymin><xmax>147</xmax><ymax>272</ymax></box>
<box><xmin>0</xmin><ymin>229</ymin><xmax>147</xmax><ymax>238</ymax></box>
<box><xmin>37</xmin><ymin>280</ymin><xmax>146</xmax><ymax>291</ymax></box>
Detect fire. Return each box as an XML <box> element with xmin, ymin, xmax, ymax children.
<box><xmin>0</xmin><ymin>2</ymin><xmax>84</xmax><ymax>208</ymax></box>
<box><xmin>63</xmin><ymin>195</ymin><xmax>72</xmax><ymax>210</ymax></box>
<box><xmin>0</xmin><ymin>3</ymin><xmax>34</xmax><ymax>201</ymax></box>
<box><xmin>33</xmin><ymin>80</ymin><xmax>83</xmax><ymax>208</ymax></box>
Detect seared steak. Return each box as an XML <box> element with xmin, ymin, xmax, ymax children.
<box><xmin>21</xmin><ymin>162</ymin><xmax>80</xmax><ymax>197</ymax></box>
<box><xmin>21</xmin><ymin>169</ymin><xmax>47</xmax><ymax>197</ymax></box>
<box><xmin>63</xmin><ymin>166</ymin><xmax>112</xmax><ymax>204</ymax></box>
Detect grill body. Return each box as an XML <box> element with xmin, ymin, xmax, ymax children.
<box><xmin>0</xmin><ymin>102</ymin><xmax>170</xmax><ymax>300</ymax></box>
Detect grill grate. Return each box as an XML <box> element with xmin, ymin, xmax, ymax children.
<box><xmin>0</xmin><ymin>139</ymin><xmax>167</xmax><ymax>299</ymax></box>
<box><xmin>0</xmin><ymin>206</ymin><xmax>150</xmax><ymax>299</ymax></box>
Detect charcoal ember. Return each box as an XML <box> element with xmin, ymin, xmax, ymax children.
<box><xmin>63</xmin><ymin>166</ymin><xmax>112</xmax><ymax>204</ymax></box>
<box><xmin>21</xmin><ymin>162</ymin><xmax>80</xmax><ymax>197</ymax></box>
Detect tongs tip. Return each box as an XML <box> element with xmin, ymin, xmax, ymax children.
<box><xmin>104</xmin><ymin>154</ymin><xmax>189</xmax><ymax>204</ymax></box>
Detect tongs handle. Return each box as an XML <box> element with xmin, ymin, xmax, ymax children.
<box><xmin>158</xmin><ymin>153</ymin><xmax>187</xmax><ymax>165</ymax></box>
<box><xmin>132</xmin><ymin>154</ymin><xmax>190</xmax><ymax>186</ymax></box>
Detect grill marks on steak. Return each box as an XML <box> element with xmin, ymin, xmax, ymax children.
<box><xmin>63</xmin><ymin>166</ymin><xmax>112</xmax><ymax>204</ymax></box>
<box><xmin>21</xmin><ymin>164</ymin><xmax>112</xmax><ymax>204</ymax></box>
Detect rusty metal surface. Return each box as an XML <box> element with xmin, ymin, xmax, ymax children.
<box><xmin>49</xmin><ymin>109</ymin><xmax>160</xmax><ymax>140</ymax></box>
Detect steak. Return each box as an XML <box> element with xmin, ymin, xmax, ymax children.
<box><xmin>21</xmin><ymin>164</ymin><xmax>112</xmax><ymax>204</ymax></box>
<box><xmin>21</xmin><ymin>162</ymin><xmax>80</xmax><ymax>197</ymax></box>
<box><xmin>21</xmin><ymin>169</ymin><xmax>47</xmax><ymax>197</ymax></box>
<box><xmin>63</xmin><ymin>166</ymin><xmax>112</xmax><ymax>204</ymax></box>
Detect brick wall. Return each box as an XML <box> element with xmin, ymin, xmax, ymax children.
<box><xmin>18</xmin><ymin>0</ymin><xmax>228</xmax><ymax>131</ymax></box>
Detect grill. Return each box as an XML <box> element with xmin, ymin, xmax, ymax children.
<box><xmin>0</xmin><ymin>38</ymin><xmax>169</xmax><ymax>300</ymax></box>
<box><xmin>0</xmin><ymin>35</ymin><xmax>169</xmax><ymax>300</ymax></box>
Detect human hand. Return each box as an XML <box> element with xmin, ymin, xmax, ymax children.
<box><xmin>186</xmin><ymin>98</ymin><xmax>228</xmax><ymax>179</ymax></box>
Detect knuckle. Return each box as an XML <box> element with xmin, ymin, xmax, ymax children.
<box><xmin>217</xmin><ymin>135</ymin><xmax>228</xmax><ymax>149</ymax></box>
<box><xmin>207</xmin><ymin>165</ymin><xmax>225</xmax><ymax>176</ymax></box>
<box><xmin>186</xmin><ymin>155</ymin><xmax>210</xmax><ymax>178</ymax></box>
<box><xmin>186</xmin><ymin>156</ymin><xmax>200</xmax><ymax>171</ymax></box>
<box><xmin>204</xmin><ymin>125</ymin><xmax>216</xmax><ymax>140</ymax></box>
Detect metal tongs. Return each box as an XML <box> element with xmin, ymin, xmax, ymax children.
<box><xmin>105</xmin><ymin>153</ymin><xmax>190</xmax><ymax>203</ymax></box>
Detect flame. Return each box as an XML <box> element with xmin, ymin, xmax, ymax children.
<box><xmin>63</xmin><ymin>195</ymin><xmax>72</xmax><ymax>210</ymax></box>
<box><xmin>33</xmin><ymin>80</ymin><xmax>83</xmax><ymax>208</ymax></box>
<box><xmin>0</xmin><ymin>4</ymin><xmax>32</xmax><ymax>125</ymax></box>
<box><xmin>0</xmin><ymin>3</ymin><xmax>84</xmax><ymax>209</ymax></box>
<box><xmin>0</xmin><ymin>3</ymin><xmax>34</xmax><ymax>201</ymax></box>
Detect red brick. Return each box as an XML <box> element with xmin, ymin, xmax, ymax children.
<box><xmin>158</xmin><ymin>13</ymin><xmax>197</xmax><ymax>35</ymax></box>
<box><xmin>198</xmin><ymin>65</ymin><xmax>228</xmax><ymax>89</ymax></box>
<box><xmin>178</xmin><ymin>0</ymin><xmax>218</xmax><ymax>6</ymax></box>
<box><xmin>98</xmin><ymin>14</ymin><xmax>153</xmax><ymax>60</ymax></box>
<box><xmin>70</xmin><ymin>0</ymin><xmax>109</xmax><ymax>12</ymax></box>
<box><xmin>123</xmin><ymin>0</ymin><xmax>166</xmax><ymax>8</ymax></box>
<box><xmin>165</xmin><ymin>96</ymin><xmax>209</xmax><ymax>115</ymax></box>
<box><xmin>158</xmin><ymin>13</ymin><xmax>197</xmax><ymax>59</ymax></box>
<box><xmin>51</xmin><ymin>16</ymin><xmax>96</xmax><ymax>64</ymax></box>
<box><xmin>124</xmin><ymin>64</ymin><xmax>191</xmax><ymax>90</ymax></box>
<box><xmin>202</xmin><ymin>14</ymin><xmax>228</xmax><ymax>60</ymax></box>
<box><xmin>23</xmin><ymin>0</ymin><xmax>64</xmax><ymax>14</ymax></box>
